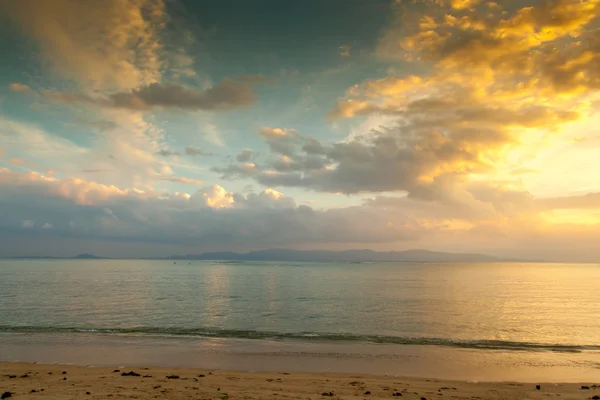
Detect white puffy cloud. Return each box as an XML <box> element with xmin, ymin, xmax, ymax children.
<box><xmin>0</xmin><ymin>169</ymin><xmax>417</xmax><ymax>251</ymax></box>
<box><xmin>1</xmin><ymin>168</ymin><xmax>600</xmax><ymax>261</ymax></box>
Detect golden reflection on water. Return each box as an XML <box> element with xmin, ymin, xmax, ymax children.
<box><xmin>413</xmin><ymin>262</ymin><xmax>600</xmax><ymax>345</ymax></box>
<box><xmin>201</xmin><ymin>264</ymin><xmax>232</xmax><ymax>327</ymax></box>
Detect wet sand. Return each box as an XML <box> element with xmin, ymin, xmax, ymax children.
<box><xmin>1</xmin><ymin>362</ymin><xmax>599</xmax><ymax>400</ymax></box>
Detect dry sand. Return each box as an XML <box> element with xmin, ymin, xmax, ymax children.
<box><xmin>1</xmin><ymin>362</ymin><xmax>599</xmax><ymax>400</ymax></box>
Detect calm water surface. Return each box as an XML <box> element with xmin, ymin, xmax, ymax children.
<box><xmin>1</xmin><ymin>260</ymin><xmax>599</xmax><ymax>380</ymax></box>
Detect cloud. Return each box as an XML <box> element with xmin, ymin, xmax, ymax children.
<box><xmin>185</xmin><ymin>146</ymin><xmax>214</xmax><ymax>157</ymax></box>
<box><xmin>52</xmin><ymin>77</ymin><xmax>269</xmax><ymax>111</ymax></box>
<box><xmin>339</xmin><ymin>44</ymin><xmax>351</xmax><ymax>57</ymax></box>
<box><xmin>155</xmin><ymin>147</ymin><xmax>214</xmax><ymax>158</ymax></box>
<box><xmin>378</xmin><ymin>0</ymin><xmax>600</xmax><ymax>97</ymax></box>
<box><xmin>1</xmin><ymin>0</ymin><xmax>168</xmax><ymax>91</ymax></box>
<box><xmin>259</xmin><ymin>128</ymin><xmax>305</xmax><ymax>156</ymax></box>
<box><xmin>314</xmin><ymin>0</ymin><xmax>600</xmax><ymax>202</ymax></box>
<box><xmin>156</xmin><ymin>149</ymin><xmax>180</xmax><ymax>157</ymax></box>
<box><xmin>214</xmin><ymin>125</ymin><xmax>519</xmax><ymax>198</ymax></box>
<box><xmin>236</xmin><ymin>149</ymin><xmax>254</xmax><ymax>162</ymax></box>
<box><xmin>450</xmin><ymin>0</ymin><xmax>481</xmax><ymax>10</ymax></box>
<box><xmin>0</xmin><ymin>170</ymin><xmax>417</xmax><ymax>249</ymax></box>
<box><xmin>9</xmin><ymin>83</ymin><xmax>30</xmax><ymax>92</ymax></box>
<box><xmin>2</xmin><ymin>168</ymin><xmax>600</xmax><ymax>260</ymax></box>
<box><xmin>157</xmin><ymin>176</ymin><xmax>204</xmax><ymax>186</ymax></box>
<box><xmin>537</xmin><ymin>192</ymin><xmax>600</xmax><ymax>210</ymax></box>
<box><xmin>74</xmin><ymin>119</ymin><xmax>119</xmax><ymax>132</ymax></box>
<box><xmin>0</xmin><ymin>115</ymin><xmax>174</xmax><ymax>191</ymax></box>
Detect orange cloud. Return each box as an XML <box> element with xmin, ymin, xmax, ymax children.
<box><xmin>450</xmin><ymin>0</ymin><xmax>481</xmax><ymax>10</ymax></box>
<box><xmin>2</xmin><ymin>0</ymin><xmax>167</xmax><ymax>91</ymax></box>
<box><xmin>9</xmin><ymin>83</ymin><xmax>30</xmax><ymax>92</ymax></box>
<box><xmin>327</xmin><ymin>0</ymin><xmax>600</xmax><ymax>204</ymax></box>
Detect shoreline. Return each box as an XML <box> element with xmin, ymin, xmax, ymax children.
<box><xmin>2</xmin><ymin>332</ymin><xmax>600</xmax><ymax>384</ymax></box>
<box><xmin>2</xmin><ymin>362</ymin><xmax>599</xmax><ymax>400</ymax></box>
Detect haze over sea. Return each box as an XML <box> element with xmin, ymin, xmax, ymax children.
<box><xmin>1</xmin><ymin>259</ymin><xmax>599</xmax><ymax>382</ymax></box>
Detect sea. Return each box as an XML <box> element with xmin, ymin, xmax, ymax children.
<box><xmin>1</xmin><ymin>259</ymin><xmax>599</xmax><ymax>382</ymax></box>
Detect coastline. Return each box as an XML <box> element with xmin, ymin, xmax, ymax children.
<box><xmin>2</xmin><ymin>362</ymin><xmax>599</xmax><ymax>400</ymax></box>
<box><xmin>2</xmin><ymin>332</ymin><xmax>600</xmax><ymax>384</ymax></box>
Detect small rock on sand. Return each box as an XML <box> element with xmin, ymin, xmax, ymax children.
<box><xmin>1</xmin><ymin>392</ymin><xmax>12</xmax><ymax>399</ymax></box>
<box><xmin>166</xmin><ymin>375</ymin><xmax>180</xmax><ymax>379</ymax></box>
<box><xmin>536</xmin><ymin>385</ymin><xmax>541</xmax><ymax>390</ymax></box>
<box><xmin>121</xmin><ymin>371</ymin><xmax>141</xmax><ymax>377</ymax></box>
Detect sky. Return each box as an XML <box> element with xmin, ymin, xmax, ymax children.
<box><xmin>1</xmin><ymin>0</ymin><xmax>600</xmax><ymax>261</ymax></box>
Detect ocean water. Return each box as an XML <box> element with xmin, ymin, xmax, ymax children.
<box><xmin>1</xmin><ymin>259</ymin><xmax>600</xmax><ymax>381</ymax></box>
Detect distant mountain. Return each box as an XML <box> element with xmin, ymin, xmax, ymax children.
<box><xmin>72</xmin><ymin>253</ymin><xmax>107</xmax><ymax>259</ymax></box>
<box><xmin>9</xmin><ymin>253</ymin><xmax>108</xmax><ymax>260</ymax></box>
<box><xmin>165</xmin><ymin>249</ymin><xmax>505</xmax><ymax>262</ymax></box>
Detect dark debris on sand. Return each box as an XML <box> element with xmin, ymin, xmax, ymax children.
<box><xmin>166</xmin><ymin>375</ymin><xmax>180</xmax><ymax>379</ymax></box>
<box><xmin>121</xmin><ymin>371</ymin><xmax>141</xmax><ymax>377</ymax></box>
<box><xmin>321</xmin><ymin>391</ymin><xmax>334</xmax><ymax>396</ymax></box>
<box><xmin>1</xmin><ymin>392</ymin><xmax>11</xmax><ymax>399</ymax></box>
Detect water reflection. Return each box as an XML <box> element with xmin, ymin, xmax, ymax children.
<box><xmin>1</xmin><ymin>260</ymin><xmax>599</xmax><ymax>347</ymax></box>
<box><xmin>201</xmin><ymin>264</ymin><xmax>232</xmax><ymax>326</ymax></box>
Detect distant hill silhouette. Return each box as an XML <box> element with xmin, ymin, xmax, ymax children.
<box><xmin>9</xmin><ymin>253</ymin><xmax>108</xmax><ymax>260</ymax></box>
<box><xmin>165</xmin><ymin>248</ymin><xmax>506</xmax><ymax>262</ymax></box>
<box><xmin>7</xmin><ymin>249</ymin><xmax>517</xmax><ymax>262</ymax></box>
<box><xmin>72</xmin><ymin>253</ymin><xmax>106</xmax><ymax>259</ymax></box>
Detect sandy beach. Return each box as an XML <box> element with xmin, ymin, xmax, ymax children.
<box><xmin>1</xmin><ymin>362</ymin><xmax>599</xmax><ymax>400</ymax></box>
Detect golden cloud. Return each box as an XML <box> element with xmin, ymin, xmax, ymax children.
<box><xmin>2</xmin><ymin>0</ymin><xmax>168</xmax><ymax>91</ymax></box>
<box><xmin>9</xmin><ymin>83</ymin><xmax>30</xmax><ymax>92</ymax></box>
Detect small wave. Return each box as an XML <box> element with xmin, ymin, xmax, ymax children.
<box><xmin>0</xmin><ymin>325</ymin><xmax>598</xmax><ymax>353</ymax></box>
